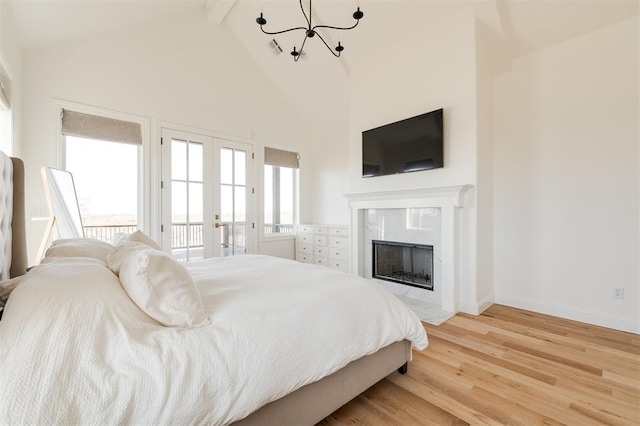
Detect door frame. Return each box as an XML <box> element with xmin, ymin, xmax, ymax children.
<box><xmin>158</xmin><ymin>123</ymin><xmax>257</xmax><ymax>258</ymax></box>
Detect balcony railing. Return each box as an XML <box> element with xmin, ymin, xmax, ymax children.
<box><xmin>83</xmin><ymin>225</ymin><xmax>138</xmax><ymax>242</ymax></box>
<box><xmin>171</xmin><ymin>223</ymin><xmax>204</xmax><ymax>249</ymax></box>
<box><xmin>264</xmin><ymin>223</ymin><xmax>294</xmax><ymax>235</ymax></box>
<box><xmin>84</xmin><ymin>222</ymin><xmax>294</xmax><ymax>248</ymax></box>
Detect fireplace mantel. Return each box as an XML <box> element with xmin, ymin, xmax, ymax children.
<box><xmin>345</xmin><ymin>185</ymin><xmax>472</xmax><ymax>313</ymax></box>
<box><xmin>344</xmin><ymin>185</ymin><xmax>471</xmax><ymax>207</ymax></box>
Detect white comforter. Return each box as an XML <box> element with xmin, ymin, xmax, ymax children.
<box><xmin>0</xmin><ymin>255</ymin><xmax>427</xmax><ymax>425</ymax></box>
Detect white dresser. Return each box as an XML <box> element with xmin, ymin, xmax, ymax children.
<box><xmin>296</xmin><ymin>224</ymin><xmax>350</xmax><ymax>272</ymax></box>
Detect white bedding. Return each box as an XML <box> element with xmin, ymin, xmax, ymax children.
<box><xmin>0</xmin><ymin>254</ymin><xmax>427</xmax><ymax>425</ymax></box>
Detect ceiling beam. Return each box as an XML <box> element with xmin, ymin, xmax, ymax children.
<box><xmin>206</xmin><ymin>0</ymin><xmax>237</xmax><ymax>24</ymax></box>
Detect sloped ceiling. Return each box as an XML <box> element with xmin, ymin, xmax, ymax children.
<box><xmin>6</xmin><ymin>0</ymin><xmax>639</xmax><ymax>133</ymax></box>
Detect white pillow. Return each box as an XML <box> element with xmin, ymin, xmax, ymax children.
<box><xmin>45</xmin><ymin>238</ymin><xmax>114</xmax><ymax>263</ymax></box>
<box><xmin>111</xmin><ymin>230</ymin><xmax>161</xmax><ymax>250</ymax></box>
<box><xmin>107</xmin><ymin>242</ymin><xmax>207</xmax><ymax>328</ymax></box>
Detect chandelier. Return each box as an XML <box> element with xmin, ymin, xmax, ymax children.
<box><xmin>256</xmin><ymin>0</ymin><xmax>364</xmax><ymax>62</ymax></box>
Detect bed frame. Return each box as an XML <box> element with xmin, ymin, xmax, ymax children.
<box><xmin>0</xmin><ymin>150</ymin><xmax>411</xmax><ymax>425</ymax></box>
<box><xmin>236</xmin><ymin>341</ymin><xmax>410</xmax><ymax>425</ymax></box>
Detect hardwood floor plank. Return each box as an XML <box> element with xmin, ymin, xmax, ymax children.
<box><xmin>483</xmin><ymin>305</ymin><xmax>640</xmax><ymax>349</ymax></box>
<box><xmin>363</xmin><ymin>379</ymin><xmax>469</xmax><ymax>426</ymax></box>
<box><xmin>386</xmin><ymin>372</ymin><xmax>499</xmax><ymax>425</ymax></box>
<box><xmin>500</xmin><ymin>340</ymin><xmax>603</xmax><ymax>375</ymax></box>
<box><xmin>319</xmin><ymin>305</ymin><xmax>640</xmax><ymax>426</ymax></box>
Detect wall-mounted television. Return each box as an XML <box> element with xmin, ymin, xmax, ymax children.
<box><xmin>362</xmin><ymin>108</ymin><xmax>443</xmax><ymax>178</ymax></box>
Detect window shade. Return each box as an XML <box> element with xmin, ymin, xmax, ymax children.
<box><xmin>61</xmin><ymin>110</ymin><xmax>142</xmax><ymax>145</ymax></box>
<box><xmin>264</xmin><ymin>147</ymin><xmax>299</xmax><ymax>169</ymax></box>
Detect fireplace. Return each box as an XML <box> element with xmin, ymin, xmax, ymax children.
<box><xmin>346</xmin><ymin>185</ymin><xmax>471</xmax><ymax>313</ymax></box>
<box><xmin>372</xmin><ymin>240</ymin><xmax>434</xmax><ymax>290</ymax></box>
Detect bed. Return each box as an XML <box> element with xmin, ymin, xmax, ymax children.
<box><xmin>0</xmin><ymin>150</ymin><xmax>428</xmax><ymax>425</ymax></box>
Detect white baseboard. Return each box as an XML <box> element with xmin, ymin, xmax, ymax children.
<box><xmin>459</xmin><ymin>293</ymin><xmax>495</xmax><ymax>316</ymax></box>
<box><xmin>494</xmin><ymin>294</ymin><xmax>640</xmax><ymax>335</ymax></box>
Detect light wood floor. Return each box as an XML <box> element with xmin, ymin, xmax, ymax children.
<box><xmin>318</xmin><ymin>304</ymin><xmax>640</xmax><ymax>425</ymax></box>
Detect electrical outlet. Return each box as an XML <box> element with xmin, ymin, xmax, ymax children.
<box><xmin>612</xmin><ymin>287</ymin><xmax>624</xmax><ymax>300</ymax></box>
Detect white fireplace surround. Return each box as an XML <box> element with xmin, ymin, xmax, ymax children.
<box><xmin>345</xmin><ymin>185</ymin><xmax>471</xmax><ymax>313</ymax></box>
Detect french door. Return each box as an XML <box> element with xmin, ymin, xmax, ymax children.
<box><xmin>161</xmin><ymin>128</ymin><xmax>253</xmax><ymax>261</ymax></box>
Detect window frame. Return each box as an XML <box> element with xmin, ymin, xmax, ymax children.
<box><xmin>55</xmin><ymin>101</ymin><xmax>151</xmax><ymax>238</ymax></box>
<box><xmin>260</xmin><ymin>145</ymin><xmax>300</xmax><ymax>242</ymax></box>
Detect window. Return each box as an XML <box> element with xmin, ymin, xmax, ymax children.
<box><xmin>169</xmin><ymin>138</ymin><xmax>207</xmax><ymax>261</ymax></box>
<box><xmin>264</xmin><ymin>147</ymin><xmax>298</xmax><ymax>235</ymax></box>
<box><xmin>62</xmin><ymin>110</ymin><xmax>142</xmax><ymax>242</ymax></box>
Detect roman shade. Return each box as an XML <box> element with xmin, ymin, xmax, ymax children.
<box><xmin>264</xmin><ymin>147</ymin><xmax>299</xmax><ymax>169</ymax></box>
<box><xmin>61</xmin><ymin>110</ymin><xmax>142</xmax><ymax>145</ymax></box>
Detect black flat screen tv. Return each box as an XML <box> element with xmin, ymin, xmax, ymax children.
<box><xmin>362</xmin><ymin>108</ymin><xmax>443</xmax><ymax>178</ymax></box>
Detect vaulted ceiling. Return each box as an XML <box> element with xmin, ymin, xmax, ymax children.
<box><xmin>6</xmin><ymin>0</ymin><xmax>639</xmax><ymax>132</ymax></box>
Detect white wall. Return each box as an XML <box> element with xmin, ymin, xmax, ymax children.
<box><xmin>347</xmin><ymin>9</ymin><xmax>484</xmax><ymax>313</ymax></box>
<box><xmin>0</xmin><ymin>1</ymin><xmax>22</xmax><ymax>156</ymax></box>
<box><xmin>20</xmin><ymin>10</ymin><xmax>311</xmax><ymax>263</ymax></box>
<box><xmin>474</xmin><ymin>20</ymin><xmax>511</xmax><ymax>313</ymax></box>
<box><xmin>493</xmin><ymin>17</ymin><xmax>640</xmax><ymax>333</ymax></box>
<box><xmin>308</xmin><ymin>123</ymin><xmax>350</xmax><ymax>225</ymax></box>
<box><xmin>348</xmin><ymin>13</ymin><xmax>478</xmax><ymax>195</ymax></box>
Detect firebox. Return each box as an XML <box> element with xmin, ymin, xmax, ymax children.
<box><xmin>372</xmin><ymin>240</ymin><xmax>434</xmax><ymax>291</ymax></box>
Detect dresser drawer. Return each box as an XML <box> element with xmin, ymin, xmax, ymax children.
<box><xmin>314</xmin><ymin>256</ymin><xmax>328</xmax><ymax>266</ymax></box>
<box><xmin>329</xmin><ymin>259</ymin><xmax>349</xmax><ymax>272</ymax></box>
<box><xmin>297</xmin><ymin>243</ymin><xmax>314</xmax><ymax>253</ymax></box>
<box><xmin>328</xmin><ymin>236</ymin><xmax>347</xmax><ymax>248</ymax></box>
<box><xmin>314</xmin><ymin>236</ymin><xmax>327</xmax><ymax>246</ymax></box>
<box><xmin>297</xmin><ymin>254</ymin><xmax>314</xmax><ymax>264</ymax></box>
<box><xmin>329</xmin><ymin>247</ymin><xmax>348</xmax><ymax>260</ymax></box>
<box><xmin>315</xmin><ymin>246</ymin><xmax>328</xmax><ymax>257</ymax></box>
<box><xmin>313</xmin><ymin>227</ymin><xmax>327</xmax><ymax>235</ymax></box>
<box><xmin>328</xmin><ymin>227</ymin><xmax>349</xmax><ymax>237</ymax></box>
<box><xmin>298</xmin><ymin>225</ymin><xmax>314</xmax><ymax>234</ymax></box>
<box><xmin>297</xmin><ymin>233</ymin><xmax>314</xmax><ymax>244</ymax></box>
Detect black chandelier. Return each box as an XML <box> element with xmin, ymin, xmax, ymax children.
<box><xmin>256</xmin><ymin>0</ymin><xmax>364</xmax><ymax>62</ymax></box>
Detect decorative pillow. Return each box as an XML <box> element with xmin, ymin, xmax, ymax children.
<box><xmin>111</xmin><ymin>230</ymin><xmax>161</xmax><ymax>250</ymax></box>
<box><xmin>107</xmin><ymin>242</ymin><xmax>207</xmax><ymax>327</ymax></box>
<box><xmin>45</xmin><ymin>238</ymin><xmax>114</xmax><ymax>263</ymax></box>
